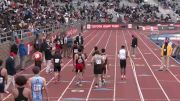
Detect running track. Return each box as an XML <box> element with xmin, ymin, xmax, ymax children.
<box><xmin>3</xmin><ymin>29</ymin><xmax>180</xmax><ymax>101</ymax></box>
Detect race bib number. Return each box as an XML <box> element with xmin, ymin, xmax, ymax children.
<box><xmin>96</xmin><ymin>59</ymin><xmax>102</xmax><ymax>64</ymax></box>
<box><xmin>55</xmin><ymin>59</ymin><xmax>60</xmax><ymax>63</ymax></box>
<box><xmin>33</xmin><ymin>84</ymin><xmax>42</xmax><ymax>92</ymax></box>
<box><xmin>61</xmin><ymin>40</ymin><xmax>63</xmax><ymax>44</ymax></box>
<box><xmin>0</xmin><ymin>77</ymin><xmax>3</xmax><ymax>84</ymax></box>
<box><xmin>74</xmin><ymin>49</ymin><xmax>78</xmax><ymax>53</ymax></box>
<box><xmin>78</xmin><ymin>59</ymin><xmax>83</xmax><ymax>63</ymax></box>
<box><xmin>35</xmin><ymin>54</ymin><xmax>40</xmax><ymax>59</ymax></box>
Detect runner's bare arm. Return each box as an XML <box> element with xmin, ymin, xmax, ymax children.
<box><xmin>28</xmin><ymin>89</ymin><xmax>32</xmax><ymax>101</ymax></box>
<box><xmin>43</xmin><ymin>78</ymin><xmax>48</xmax><ymax>100</ymax></box>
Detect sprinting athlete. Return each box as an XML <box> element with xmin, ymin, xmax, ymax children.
<box><xmin>73</xmin><ymin>49</ymin><xmax>86</xmax><ymax>86</ymax></box>
<box><xmin>28</xmin><ymin>66</ymin><xmax>48</xmax><ymax>101</ymax></box>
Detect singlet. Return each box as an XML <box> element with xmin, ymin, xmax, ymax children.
<box><xmin>31</xmin><ymin>75</ymin><xmax>44</xmax><ymax>101</ymax></box>
<box><xmin>73</xmin><ymin>45</ymin><xmax>78</xmax><ymax>54</ymax></box>
<box><xmin>15</xmin><ymin>87</ymin><xmax>28</xmax><ymax>101</ymax></box>
<box><xmin>94</xmin><ymin>55</ymin><xmax>103</xmax><ymax>65</ymax></box>
<box><xmin>119</xmin><ymin>49</ymin><xmax>126</xmax><ymax>60</ymax></box>
<box><xmin>76</xmin><ymin>54</ymin><xmax>84</xmax><ymax>64</ymax></box>
<box><xmin>0</xmin><ymin>68</ymin><xmax>5</xmax><ymax>89</ymax></box>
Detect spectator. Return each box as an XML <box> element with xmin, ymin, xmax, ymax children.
<box><xmin>18</xmin><ymin>40</ymin><xmax>27</xmax><ymax>70</ymax></box>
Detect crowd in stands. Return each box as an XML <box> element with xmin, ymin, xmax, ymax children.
<box><xmin>0</xmin><ymin>0</ymin><xmax>180</xmax><ymax>33</ymax></box>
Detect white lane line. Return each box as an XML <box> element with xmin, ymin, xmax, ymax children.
<box><xmin>57</xmin><ymin>30</ymin><xmax>107</xmax><ymax>101</ymax></box>
<box><xmin>86</xmin><ymin>30</ymin><xmax>112</xmax><ymax>101</ymax></box>
<box><xmin>113</xmin><ymin>30</ymin><xmax>117</xmax><ymax>101</ymax></box>
<box><xmin>122</xmin><ymin>30</ymin><xmax>144</xmax><ymax>101</ymax></box>
<box><xmin>2</xmin><ymin>30</ymin><xmax>95</xmax><ymax>101</ymax></box>
<box><xmin>128</xmin><ymin>31</ymin><xmax>170</xmax><ymax>101</ymax></box>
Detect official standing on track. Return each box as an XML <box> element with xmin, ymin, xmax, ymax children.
<box><xmin>118</xmin><ymin>45</ymin><xmax>128</xmax><ymax>80</ymax></box>
<box><xmin>18</xmin><ymin>40</ymin><xmax>27</xmax><ymax>70</ymax></box>
<box><xmin>91</xmin><ymin>51</ymin><xmax>104</xmax><ymax>88</ymax></box>
<box><xmin>12</xmin><ymin>75</ymin><xmax>32</xmax><ymax>101</ymax></box>
<box><xmin>28</xmin><ymin>66</ymin><xmax>48</xmax><ymax>101</ymax></box>
<box><xmin>131</xmin><ymin>35</ymin><xmax>138</xmax><ymax>57</ymax></box>
<box><xmin>0</xmin><ymin>59</ymin><xmax>8</xmax><ymax>100</ymax></box>
<box><xmin>159</xmin><ymin>41</ymin><xmax>172</xmax><ymax>71</ymax></box>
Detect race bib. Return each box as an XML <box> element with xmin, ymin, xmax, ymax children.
<box><xmin>96</xmin><ymin>59</ymin><xmax>102</xmax><ymax>64</ymax></box>
<box><xmin>35</xmin><ymin>54</ymin><xmax>40</xmax><ymax>59</ymax></box>
<box><xmin>60</xmin><ymin>40</ymin><xmax>63</xmax><ymax>44</ymax></box>
<box><xmin>33</xmin><ymin>84</ymin><xmax>42</xmax><ymax>92</ymax></box>
<box><xmin>78</xmin><ymin>59</ymin><xmax>83</xmax><ymax>63</ymax></box>
<box><xmin>0</xmin><ymin>77</ymin><xmax>3</xmax><ymax>84</ymax></box>
<box><xmin>74</xmin><ymin>49</ymin><xmax>78</xmax><ymax>53</ymax></box>
<box><xmin>55</xmin><ymin>59</ymin><xmax>60</xmax><ymax>63</ymax></box>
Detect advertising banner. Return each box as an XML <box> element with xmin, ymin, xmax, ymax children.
<box><xmin>86</xmin><ymin>24</ymin><xmax>120</xmax><ymax>29</ymax></box>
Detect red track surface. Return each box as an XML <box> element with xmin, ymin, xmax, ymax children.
<box><xmin>3</xmin><ymin>29</ymin><xmax>180</xmax><ymax>101</ymax></box>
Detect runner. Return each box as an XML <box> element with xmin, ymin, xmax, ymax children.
<box><xmin>91</xmin><ymin>51</ymin><xmax>104</xmax><ymax>88</ymax></box>
<box><xmin>32</xmin><ymin>49</ymin><xmax>43</xmax><ymax>70</ymax></box>
<box><xmin>28</xmin><ymin>66</ymin><xmax>48</xmax><ymax>101</ymax></box>
<box><xmin>0</xmin><ymin>59</ymin><xmax>8</xmax><ymax>100</ymax></box>
<box><xmin>101</xmin><ymin>48</ymin><xmax>109</xmax><ymax>85</ymax></box>
<box><xmin>118</xmin><ymin>45</ymin><xmax>128</xmax><ymax>80</ymax></box>
<box><xmin>73</xmin><ymin>49</ymin><xmax>86</xmax><ymax>87</ymax></box>
<box><xmin>52</xmin><ymin>51</ymin><xmax>63</xmax><ymax>83</ymax></box>
<box><xmin>12</xmin><ymin>75</ymin><xmax>32</xmax><ymax>101</ymax></box>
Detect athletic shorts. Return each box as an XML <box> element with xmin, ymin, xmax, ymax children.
<box><xmin>54</xmin><ymin>66</ymin><xmax>61</xmax><ymax>72</ymax></box>
<box><xmin>94</xmin><ymin>64</ymin><xmax>103</xmax><ymax>74</ymax></box>
<box><xmin>120</xmin><ymin>59</ymin><xmax>126</xmax><ymax>69</ymax></box>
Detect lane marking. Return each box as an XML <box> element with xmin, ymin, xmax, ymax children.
<box><xmin>144</xmin><ymin>53</ymin><xmax>152</xmax><ymax>55</ymax></box>
<box><xmin>113</xmin><ymin>30</ymin><xmax>117</xmax><ymax>101</ymax></box>
<box><xmin>135</xmin><ymin>64</ymin><xmax>145</xmax><ymax>67</ymax></box>
<box><xmin>71</xmin><ymin>89</ymin><xmax>85</xmax><ymax>93</ymax></box>
<box><xmin>134</xmin><ymin>58</ymin><xmax>142</xmax><ymax>60</ymax></box>
<box><xmin>137</xmin><ymin>74</ymin><xmax>152</xmax><ymax>77</ymax></box>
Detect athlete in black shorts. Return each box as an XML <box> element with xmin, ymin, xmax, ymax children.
<box><xmin>52</xmin><ymin>51</ymin><xmax>63</xmax><ymax>82</ymax></box>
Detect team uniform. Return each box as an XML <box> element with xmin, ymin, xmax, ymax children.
<box><xmin>118</xmin><ymin>48</ymin><xmax>127</xmax><ymax>79</ymax></box>
<box><xmin>93</xmin><ymin>55</ymin><xmax>103</xmax><ymax>75</ymax></box>
<box><xmin>72</xmin><ymin>44</ymin><xmax>79</xmax><ymax>61</ymax></box>
<box><xmin>53</xmin><ymin>54</ymin><xmax>62</xmax><ymax>72</ymax></box>
<box><xmin>75</xmin><ymin>54</ymin><xmax>85</xmax><ymax>73</ymax></box>
<box><xmin>33</xmin><ymin>51</ymin><xmax>43</xmax><ymax>70</ymax></box>
<box><xmin>31</xmin><ymin>75</ymin><xmax>45</xmax><ymax>101</ymax></box>
<box><xmin>15</xmin><ymin>87</ymin><xmax>28</xmax><ymax>101</ymax></box>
